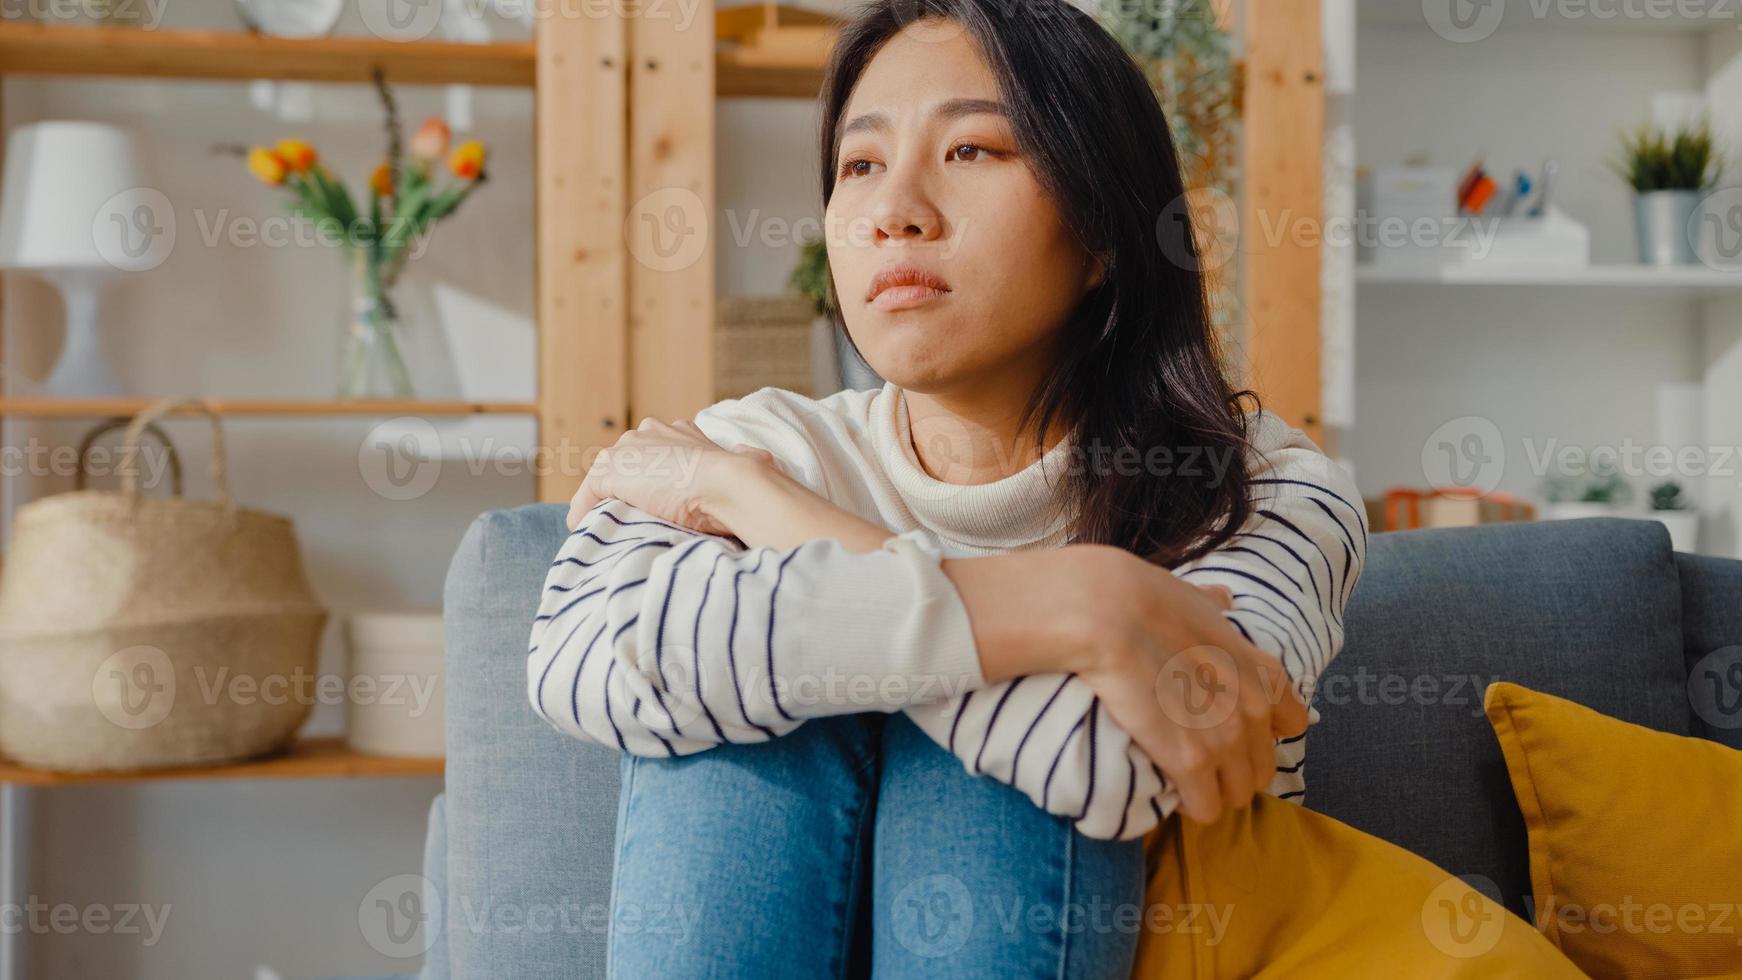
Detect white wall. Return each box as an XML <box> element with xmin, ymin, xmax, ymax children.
<box><xmin>0</xmin><ymin>0</ymin><xmax>841</xmax><ymax>974</ymax></box>
<box><xmin>1348</xmin><ymin>24</ymin><xmax>1713</xmax><ymax>509</ymax></box>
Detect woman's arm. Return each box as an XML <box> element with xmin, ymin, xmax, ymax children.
<box><xmin>698</xmin><ymin>412</ymin><xmax>1358</xmax><ymax>838</ymax></box>
<box><xmin>528</xmin><ymin>491</ymin><xmax>987</xmax><ymax>754</ymax></box>
<box><xmin>908</xmin><ymin>413</ymin><xmax>1368</xmax><ymax>839</ymax></box>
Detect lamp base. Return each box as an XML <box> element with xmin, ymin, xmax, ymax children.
<box><xmin>38</xmin><ymin>273</ymin><xmax>127</xmax><ymax>397</ymax></box>
<box><xmin>42</xmin><ymin>350</ymin><xmax>126</xmax><ymax>397</ymax></box>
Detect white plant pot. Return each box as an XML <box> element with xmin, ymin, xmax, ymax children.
<box><xmin>1541</xmin><ymin>502</ymin><xmax>1622</xmax><ymax>521</ymax></box>
<box><xmin>1648</xmin><ymin>510</ymin><xmax>1700</xmax><ymax>553</ymax></box>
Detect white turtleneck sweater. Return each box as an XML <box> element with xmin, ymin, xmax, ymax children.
<box><xmin>527</xmin><ymin>383</ymin><xmax>1366</xmax><ymax>841</ymax></box>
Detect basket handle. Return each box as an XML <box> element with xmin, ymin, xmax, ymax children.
<box><xmin>118</xmin><ymin>397</ymin><xmax>234</xmax><ymax>520</ymax></box>
<box><xmin>75</xmin><ymin>417</ymin><xmax>185</xmax><ymax>496</ymax></box>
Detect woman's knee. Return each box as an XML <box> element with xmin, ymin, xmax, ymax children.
<box><xmin>869</xmin><ymin>712</ymin><xmax>1145</xmax><ymax>979</ymax></box>
<box><xmin>607</xmin><ymin>713</ymin><xmax>885</xmax><ymax>980</ymax></box>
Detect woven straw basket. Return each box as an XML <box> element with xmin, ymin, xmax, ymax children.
<box><xmin>0</xmin><ymin>397</ymin><xmax>327</xmax><ymax>772</ymax></box>
<box><xmin>715</xmin><ymin>294</ymin><xmax>816</xmax><ymax>399</ymax></box>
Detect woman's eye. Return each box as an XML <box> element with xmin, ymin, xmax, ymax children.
<box><xmin>838</xmin><ymin>158</ymin><xmax>874</xmax><ymax>179</ymax></box>
<box><xmin>951</xmin><ymin>143</ymin><xmax>984</xmax><ymax>162</ymax></box>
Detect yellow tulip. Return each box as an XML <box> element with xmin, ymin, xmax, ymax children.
<box><xmin>275</xmin><ymin>139</ymin><xmax>317</xmax><ymax>173</ymax></box>
<box><xmin>449</xmin><ymin>140</ymin><xmax>486</xmax><ymax>181</ymax></box>
<box><xmin>370</xmin><ymin>162</ymin><xmax>394</xmax><ymax>198</ymax></box>
<box><xmin>246</xmin><ymin>147</ymin><xmax>288</xmax><ymax>185</ymax></box>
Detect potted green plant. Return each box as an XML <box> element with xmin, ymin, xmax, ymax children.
<box><xmin>1648</xmin><ymin>479</ymin><xmax>1699</xmax><ymax>552</ymax></box>
<box><xmin>790</xmin><ymin>235</ymin><xmax>881</xmax><ymax>391</ymax></box>
<box><xmin>1541</xmin><ymin>459</ymin><xmax>1632</xmax><ymax>521</ymax></box>
<box><xmin>1612</xmin><ymin>118</ymin><xmax>1722</xmax><ymax>266</ymax></box>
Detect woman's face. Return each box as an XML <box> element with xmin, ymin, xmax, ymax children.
<box><xmin>825</xmin><ymin>19</ymin><xmax>1103</xmax><ymax>397</ymax></box>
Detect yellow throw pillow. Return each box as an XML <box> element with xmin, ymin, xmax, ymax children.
<box><xmin>1133</xmin><ymin>790</ymin><xmax>1585</xmax><ymax>977</ymax></box>
<box><xmin>1484</xmin><ymin>680</ymin><xmax>1742</xmax><ymax>980</ymax></box>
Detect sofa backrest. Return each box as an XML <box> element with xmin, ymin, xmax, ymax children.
<box><xmin>1306</xmin><ymin>516</ymin><xmax>1740</xmax><ymax>919</ymax></box>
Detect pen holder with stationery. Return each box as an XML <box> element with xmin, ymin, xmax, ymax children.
<box><xmin>1362</xmin><ymin>161</ymin><xmax>1589</xmax><ymax>273</ymax></box>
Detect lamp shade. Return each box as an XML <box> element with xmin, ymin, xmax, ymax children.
<box><xmin>0</xmin><ymin>121</ymin><xmax>152</xmax><ymax>274</ymax></box>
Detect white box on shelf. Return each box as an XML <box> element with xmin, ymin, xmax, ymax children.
<box><xmin>1366</xmin><ymin>165</ymin><xmax>1460</xmax><ymax>270</ymax></box>
<box><xmin>344</xmin><ymin>610</ymin><xmax>445</xmax><ymax>758</ymax></box>
<box><xmin>1463</xmin><ymin>206</ymin><xmax>1589</xmax><ymax>271</ymax></box>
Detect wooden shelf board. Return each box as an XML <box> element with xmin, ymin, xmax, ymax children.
<box><xmin>1356</xmin><ymin>264</ymin><xmax>1742</xmax><ymax>295</ymax></box>
<box><xmin>0</xmin><ymin>23</ymin><xmax>829</xmax><ymax>97</ymax></box>
<box><xmin>0</xmin><ymin>23</ymin><xmax>536</xmax><ymax>87</ymax></box>
<box><xmin>0</xmin><ymin>737</ymin><xmax>442</xmax><ymax>785</ymax></box>
<box><xmin>717</xmin><ymin>49</ymin><xmax>827</xmax><ymax>98</ymax></box>
<box><xmin>0</xmin><ymin>397</ymin><xmax>537</xmax><ymax>418</ymax></box>
<box><xmin>1356</xmin><ymin>0</ymin><xmax>1737</xmax><ymax>33</ymax></box>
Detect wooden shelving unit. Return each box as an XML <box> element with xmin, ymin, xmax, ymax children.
<box><xmin>0</xmin><ymin>738</ymin><xmax>441</xmax><ymax>786</ymax></box>
<box><xmin>0</xmin><ymin>7</ymin><xmax>841</xmax><ymax>793</ymax></box>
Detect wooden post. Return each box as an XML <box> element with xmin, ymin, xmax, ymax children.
<box><xmin>534</xmin><ymin>4</ymin><xmax>630</xmax><ymax>503</ymax></box>
<box><xmin>1240</xmin><ymin>0</ymin><xmax>1324</xmax><ymax>445</ymax></box>
<box><xmin>626</xmin><ymin>0</ymin><xmax>716</xmax><ymax>424</ymax></box>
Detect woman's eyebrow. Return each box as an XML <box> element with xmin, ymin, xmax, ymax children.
<box><xmin>838</xmin><ymin>98</ymin><xmax>1009</xmax><ymax>140</ymax></box>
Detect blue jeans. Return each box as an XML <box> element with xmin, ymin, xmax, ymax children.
<box><xmin>607</xmin><ymin>711</ymin><xmax>1146</xmax><ymax>979</ymax></box>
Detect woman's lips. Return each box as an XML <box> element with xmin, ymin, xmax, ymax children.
<box><xmin>869</xmin><ymin>284</ymin><xmax>950</xmax><ymax>311</ymax></box>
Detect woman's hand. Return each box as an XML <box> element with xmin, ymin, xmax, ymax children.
<box><xmin>943</xmin><ymin>544</ymin><xmax>1308</xmax><ymax>826</ymax></box>
<box><xmin>1069</xmin><ymin>545</ymin><xmax>1308</xmax><ymax>825</ymax></box>
<box><xmin>566</xmin><ymin>417</ymin><xmax>898</xmax><ymax>556</ymax></box>
<box><xmin>565</xmin><ymin>418</ymin><xmax>765</xmax><ymax>534</ymax></box>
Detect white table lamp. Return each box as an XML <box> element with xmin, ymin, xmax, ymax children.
<box><xmin>0</xmin><ymin>121</ymin><xmax>161</xmax><ymax>396</ymax></box>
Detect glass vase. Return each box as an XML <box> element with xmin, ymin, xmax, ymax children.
<box><xmin>338</xmin><ymin>252</ymin><xmax>415</xmax><ymax>400</ymax></box>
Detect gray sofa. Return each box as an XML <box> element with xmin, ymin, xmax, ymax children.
<box><xmin>413</xmin><ymin>506</ymin><xmax>1742</xmax><ymax>979</ymax></box>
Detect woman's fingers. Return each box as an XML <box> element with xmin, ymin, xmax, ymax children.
<box><xmin>1243</xmin><ymin>690</ymin><xmax>1278</xmax><ymax>797</ymax></box>
<box><xmin>1196</xmin><ymin>583</ymin><xmax>1235</xmax><ymax>610</ymax></box>
<box><xmin>1169</xmin><ymin>747</ymin><xmax>1224</xmax><ymax>824</ymax></box>
<box><xmin>566</xmin><ymin>474</ymin><xmax>603</xmax><ymax>531</ymax></box>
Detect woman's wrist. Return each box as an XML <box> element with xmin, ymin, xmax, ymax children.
<box><xmin>941</xmin><ymin>545</ymin><xmax>1116</xmax><ymax>684</ymax></box>
<box><xmin>701</xmin><ymin>452</ymin><xmax>891</xmax><ymax>553</ymax></box>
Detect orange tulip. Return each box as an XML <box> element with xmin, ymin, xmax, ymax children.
<box><xmin>411</xmin><ymin>117</ymin><xmax>450</xmax><ymax>163</ymax></box>
<box><xmin>275</xmin><ymin>139</ymin><xmax>317</xmax><ymax>172</ymax></box>
<box><xmin>449</xmin><ymin>140</ymin><xmax>486</xmax><ymax>181</ymax></box>
<box><xmin>370</xmin><ymin>162</ymin><xmax>394</xmax><ymax>198</ymax></box>
<box><xmin>246</xmin><ymin>147</ymin><xmax>288</xmax><ymax>185</ymax></box>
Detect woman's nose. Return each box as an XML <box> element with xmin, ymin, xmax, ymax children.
<box><xmin>870</xmin><ymin>169</ymin><xmax>943</xmax><ymax>242</ymax></box>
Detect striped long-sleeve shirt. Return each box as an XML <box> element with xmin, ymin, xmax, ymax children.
<box><xmin>527</xmin><ymin>383</ymin><xmax>1367</xmax><ymax>841</ymax></box>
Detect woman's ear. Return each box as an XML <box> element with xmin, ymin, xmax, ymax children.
<box><xmin>1084</xmin><ymin>252</ymin><xmax>1107</xmax><ymax>292</ymax></box>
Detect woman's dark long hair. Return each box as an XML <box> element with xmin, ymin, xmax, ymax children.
<box><xmin>818</xmin><ymin>0</ymin><xmax>1260</xmax><ymax>568</ymax></box>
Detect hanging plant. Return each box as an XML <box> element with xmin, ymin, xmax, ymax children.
<box><xmin>1096</xmin><ymin>0</ymin><xmax>1243</xmax><ymax>353</ymax></box>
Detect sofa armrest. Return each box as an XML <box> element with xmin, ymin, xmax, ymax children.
<box><xmin>442</xmin><ymin>504</ymin><xmax>621</xmax><ymax>980</ymax></box>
